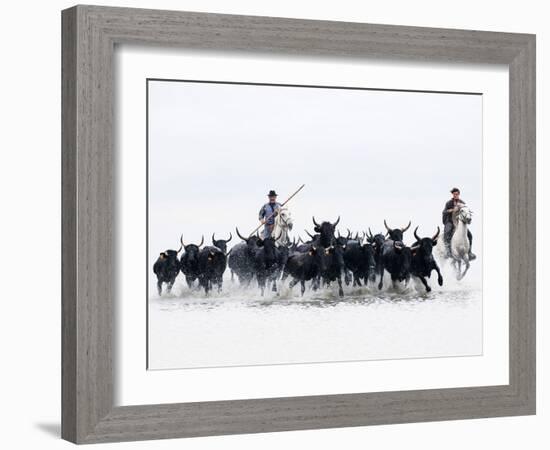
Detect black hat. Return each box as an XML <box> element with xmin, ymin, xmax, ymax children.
<box><xmin>450</xmin><ymin>187</ymin><xmax>460</xmax><ymax>193</ymax></box>
<box><xmin>267</xmin><ymin>190</ymin><xmax>278</xmax><ymax>197</ymax></box>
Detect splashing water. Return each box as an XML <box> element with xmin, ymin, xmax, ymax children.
<box><xmin>148</xmin><ymin>264</ymin><xmax>482</xmax><ymax>370</ymax></box>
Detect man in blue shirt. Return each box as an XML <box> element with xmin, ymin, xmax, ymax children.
<box><xmin>258</xmin><ymin>190</ymin><xmax>282</xmax><ymax>238</ymax></box>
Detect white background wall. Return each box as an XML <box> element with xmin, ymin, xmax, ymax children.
<box><xmin>0</xmin><ymin>0</ymin><xmax>546</xmax><ymax>448</ymax></box>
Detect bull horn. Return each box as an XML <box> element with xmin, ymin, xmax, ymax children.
<box><xmin>312</xmin><ymin>216</ymin><xmax>320</xmax><ymax>227</ymax></box>
<box><xmin>384</xmin><ymin>219</ymin><xmax>392</xmax><ymax>232</ymax></box>
<box><xmin>225</xmin><ymin>248</ymin><xmax>233</xmax><ymax>257</ymax></box>
<box><xmin>346</xmin><ymin>228</ymin><xmax>352</xmax><ymax>239</ymax></box>
<box><xmin>334</xmin><ymin>216</ymin><xmax>340</xmax><ymax>226</ymax></box>
<box><xmin>337</xmin><ymin>230</ymin><xmax>341</xmax><ymax>238</ymax></box>
<box><xmin>368</xmin><ymin>227</ymin><xmax>374</xmax><ymax>240</ymax></box>
<box><xmin>225</xmin><ymin>232</ymin><xmax>232</xmax><ymax>243</ymax></box>
<box><xmin>298</xmin><ymin>236</ymin><xmax>304</xmax><ymax>244</ymax></box>
<box><xmin>414</xmin><ymin>226</ymin><xmax>421</xmax><ymax>242</ymax></box>
<box><xmin>275</xmin><ymin>231</ymin><xmax>283</xmax><ymax>241</ymax></box>
<box><xmin>402</xmin><ymin>221</ymin><xmax>412</xmax><ymax>232</ymax></box>
<box><xmin>410</xmin><ymin>243</ymin><xmax>420</xmax><ymax>251</ymax></box>
<box><xmin>211</xmin><ymin>233</ymin><xmax>216</xmax><ymax>245</ymax></box>
<box><xmin>304</xmin><ymin>229</ymin><xmax>314</xmax><ymax>239</ymax></box>
<box><xmin>197</xmin><ymin>235</ymin><xmax>204</xmax><ymax>248</ymax></box>
<box><xmin>354</xmin><ymin>232</ymin><xmax>359</xmax><ymax>240</ymax></box>
<box><xmin>177</xmin><ymin>234</ymin><xmax>184</xmax><ymax>253</ymax></box>
<box><xmin>432</xmin><ymin>226</ymin><xmax>440</xmax><ymax>241</ymax></box>
<box><xmin>235</xmin><ymin>227</ymin><xmax>247</xmax><ymax>241</ymax></box>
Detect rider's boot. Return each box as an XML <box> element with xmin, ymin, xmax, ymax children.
<box><xmin>445</xmin><ymin>242</ymin><xmax>452</xmax><ymax>258</ymax></box>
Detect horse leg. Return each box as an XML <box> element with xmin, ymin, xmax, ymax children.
<box><xmin>453</xmin><ymin>260</ymin><xmax>461</xmax><ymax>280</ymax></box>
<box><xmin>460</xmin><ymin>258</ymin><xmax>471</xmax><ymax>280</ymax></box>
<box><xmin>300</xmin><ymin>280</ymin><xmax>306</xmax><ymax>296</ymax></box>
<box><xmin>433</xmin><ymin>262</ymin><xmax>444</xmax><ymax>286</ymax></box>
<box><xmin>378</xmin><ymin>270</ymin><xmax>384</xmax><ymax>290</ymax></box>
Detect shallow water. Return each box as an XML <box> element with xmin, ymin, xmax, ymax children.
<box><xmin>148</xmin><ymin>272</ymin><xmax>482</xmax><ymax>370</ymax></box>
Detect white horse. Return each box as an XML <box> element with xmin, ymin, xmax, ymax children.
<box><xmin>271</xmin><ymin>207</ymin><xmax>294</xmax><ymax>246</ymax></box>
<box><xmin>437</xmin><ymin>205</ymin><xmax>474</xmax><ymax>280</ymax></box>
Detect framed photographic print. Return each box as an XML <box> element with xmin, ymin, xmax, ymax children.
<box><xmin>62</xmin><ymin>5</ymin><xmax>536</xmax><ymax>444</ymax></box>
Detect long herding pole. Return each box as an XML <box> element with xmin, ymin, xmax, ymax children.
<box><xmin>249</xmin><ymin>184</ymin><xmax>305</xmax><ymax>237</ymax></box>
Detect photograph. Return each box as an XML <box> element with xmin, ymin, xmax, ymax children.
<box><xmin>147</xmin><ymin>79</ymin><xmax>483</xmax><ymax>370</ymax></box>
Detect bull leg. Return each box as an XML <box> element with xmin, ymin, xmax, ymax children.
<box><xmin>337</xmin><ymin>276</ymin><xmax>344</xmax><ymax>297</ymax></box>
<box><xmin>377</xmin><ymin>264</ymin><xmax>385</xmax><ymax>290</ymax></box>
<box><xmin>230</xmin><ymin>270</ymin><xmax>234</xmax><ymax>283</ymax></box>
<box><xmin>417</xmin><ymin>276</ymin><xmax>431</xmax><ymax>293</ymax></box>
<box><xmin>300</xmin><ymin>280</ymin><xmax>306</xmax><ymax>296</ymax></box>
<box><xmin>344</xmin><ymin>270</ymin><xmax>352</xmax><ymax>286</ymax></box>
<box><xmin>378</xmin><ymin>270</ymin><xmax>384</xmax><ymax>290</ymax></box>
<box><xmin>157</xmin><ymin>280</ymin><xmax>163</xmax><ymax>296</ymax></box>
<box><xmin>312</xmin><ymin>276</ymin><xmax>320</xmax><ymax>291</ymax></box>
<box><xmin>258</xmin><ymin>276</ymin><xmax>266</xmax><ymax>296</ymax></box>
<box><xmin>166</xmin><ymin>280</ymin><xmax>174</xmax><ymax>294</ymax></box>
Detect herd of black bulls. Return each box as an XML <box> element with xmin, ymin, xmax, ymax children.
<box><xmin>153</xmin><ymin>217</ymin><xmax>444</xmax><ymax>298</ymax></box>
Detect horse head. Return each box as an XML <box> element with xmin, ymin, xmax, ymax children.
<box><xmin>457</xmin><ymin>206</ymin><xmax>473</xmax><ymax>224</ymax></box>
<box><xmin>276</xmin><ymin>207</ymin><xmax>293</xmax><ymax>228</ymax></box>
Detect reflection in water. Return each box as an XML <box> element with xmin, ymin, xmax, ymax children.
<box><xmin>148</xmin><ymin>273</ymin><xmax>482</xmax><ymax>370</ymax></box>
<box><xmin>152</xmin><ymin>283</ymin><xmax>477</xmax><ymax>312</ymax></box>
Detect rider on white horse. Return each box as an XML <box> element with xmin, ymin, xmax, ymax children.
<box><xmin>442</xmin><ymin>187</ymin><xmax>476</xmax><ymax>260</ymax></box>
<box><xmin>258</xmin><ymin>190</ymin><xmax>282</xmax><ymax>239</ymax></box>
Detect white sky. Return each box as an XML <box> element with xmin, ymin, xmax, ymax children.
<box><xmin>148</xmin><ymin>80</ymin><xmax>482</xmax><ymax>259</ymax></box>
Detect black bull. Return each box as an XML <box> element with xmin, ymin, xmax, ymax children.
<box><xmin>285</xmin><ymin>245</ymin><xmax>326</xmax><ymax>296</ymax></box>
<box><xmin>227</xmin><ymin>228</ymin><xmax>260</xmax><ymax>285</ymax></box>
<box><xmin>153</xmin><ymin>248</ymin><xmax>181</xmax><ymax>295</ymax></box>
<box><xmin>343</xmin><ymin>241</ymin><xmax>377</xmax><ymax>287</ymax></box>
<box><xmin>179</xmin><ymin>235</ymin><xmax>205</xmax><ymax>288</ymax></box>
<box><xmin>410</xmin><ymin>226</ymin><xmax>443</xmax><ymax>292</ymax></box>
<box><xmin>198</xmin><ymin>246</ymin><xmax>227</xmax><ymax>295</ymax></box>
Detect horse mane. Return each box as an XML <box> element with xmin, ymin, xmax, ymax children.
<box><xmin>451</xmin><ymin>208</ymin><xmax>460</xmax><ymax>227</ymax></box>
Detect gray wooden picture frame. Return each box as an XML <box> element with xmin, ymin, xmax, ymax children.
<box><xmin>61</xmin><ymin>5</ymin><xmax>536</xmax><ymax>444</ymax></box>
